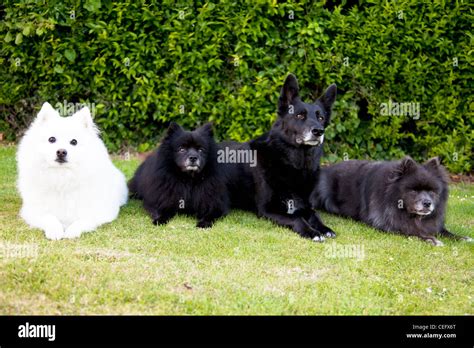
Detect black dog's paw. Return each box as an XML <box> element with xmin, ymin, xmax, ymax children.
<box><xmin>310</xmin><ymin>222</ymin><xmax>337</xmax><ymax>241</ymax></box>
<box><xmin>295</xmin><ymin>219</ymin><xmax>326</xmax><ymax>242</ymax></box>
<box><xmin>293</xmin><ymin>219</ymin><xmax>313</xmax><ymax>238</ymax></box>
<box><xmin>152</xmin><ymin>215</ymin><xmax>169</xmax><ymax>226</ymax></box>
<box><xmin>196</xmin><ymin>219</ymin><xmax>213</xmax><ymax>228</ymax></box>
<box><xmin>152</xmin><ymin>218</ymin><xmax>164</xmax><ymax>226</ymax></box>
<box><xmin>323</xmin><ymin>228</ymin><xmax>337</xmax><ymax>239</ymax></box>
<box><xmin>461</xmin><ymin>236</ymin><xmax>473</xmax><ymax>242</ymax></box>
<box><xmin>307</xmin><ymin>215</ymin><xmax>336</xmax><ymax>239</ymax></box>
<box><xmin>424</xmin><ymin>237</ymin><xmax>444</xmax><ymax>246</ymax></box>
<box><xmin>313</xmin><ymin>229</ymin><xmax>336</xmax><ymax>242</ymax></box>
<box><xmin>312</xmin><ymin>234</ymin><xmax>326</xmax><ymax>243</ymax></box>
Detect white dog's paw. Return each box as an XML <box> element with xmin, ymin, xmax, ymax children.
<box><xmin>64</xmin><ymin>222</ymin><xmax>85</xmax><ymax>239</ymax></box>
<box><xmin>44</xmin><ymin>223</ymin><xmax>64</xmax><ymax>241</ymax></box>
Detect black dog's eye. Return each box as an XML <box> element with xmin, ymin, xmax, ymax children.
<box><xmin>198</xmin><ymin>148</ymin><xmax>204</xmax><ymax>153</ymax></box>
<box><xmin>48</xmin><ymin>137</ymin><xmax>56</xmax><ymax>143</ymax></box>
<box><xmin>316</xmin><ymin>111</ymin><xmax>324</xmax><ymax>122</ymax></box>
<box><xmin>178</xmin><ymin>147</ymin><xmax>186</xmax><ymax>153</ymax></box>
<box><xmin>295</xmin><ymin>113</ymin><xmax>305</xmax><ymax>120</ymax></box>
<box><xmin>70</xmin><ymin>139</ymin><xmax>78</xmax><ymax>146</ymax></box>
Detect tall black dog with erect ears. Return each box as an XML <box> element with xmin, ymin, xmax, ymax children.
<box><xmin>249</xmin><ymin>74</ymin><xmax>337</xmax><ymax>241</ymax></box>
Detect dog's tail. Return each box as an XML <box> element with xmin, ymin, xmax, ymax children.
<box><xmin>311</xmin><ymin>170</ymin><xmax>339</xmax><ymax>214</ymax></box>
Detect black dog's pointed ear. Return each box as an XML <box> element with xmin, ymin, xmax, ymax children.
<box><xmin>196</xmin><ymin>122</ymin><xmax>213</xmax><ymax>137</ymax></box>
<box><xmin>319</xmin><ymin>83</ymin><xmax>337</xmax><ymax>112</ymax></box>
<box><xmin>166</xmin><ymin>122</ymin><xmax>183</xmax><ymax>137</ymax></box>
<box><xmin>399</xmin><ymin>156</ymin><xmax>417</xmax><ymax>172</ymax></box>
<box><xmin>423</xmin><ymin>156</ymin><xmax>449</xmax><ymax>182</ymax></box>
<box><xmin>389</xmin><ymin>156</ymin><xmax>417</xmax><ymax>182</ymax></box>
<box><xmin>278</xmin><ymin>74</ymin><xmax>299</xmax><ymax>114</ymax></box>
<box><xmin>424</xmin><ymin>157</ymin><xmax>440</xmax><ymax>170</ymax></box>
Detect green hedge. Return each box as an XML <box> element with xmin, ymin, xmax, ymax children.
<box><xmin>1</xmin><ymin>0</ymin><xmax>472</xmax><ymax>173</ymax></box>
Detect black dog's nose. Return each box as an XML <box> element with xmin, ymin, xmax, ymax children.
<box><xmin>422</xmin><ymin>200</ymin><xmax>432</xmax><ymax>208</ymax></box>
<box><xmin>311</xmin><ymin>128</ymin><xmax>324</xmax><ymax>137</ymax></box>
<box><xmin>189</xmin><ymin>156</ymin><xmax>198</xmax><ymax>163</ymax></box>
<box><xmin>56</xmin><ymin>149</ymin><xmax>67</xmax><ymax>158</ymax></box>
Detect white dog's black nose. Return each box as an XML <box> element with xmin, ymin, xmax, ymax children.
<box><xmin>311</xmin><ymin>127</ymin><xmax>324</xmax><ymax>136</ymax></box>
<box><xmin>56</xmin><ymin>149</ymin><xmax>67</xmax><ymax>158</ymax></box>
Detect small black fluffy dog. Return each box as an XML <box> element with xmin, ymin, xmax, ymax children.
<box><xmin>313</xmin><ymin>157</ymin><xmax>472</xmax><ymax>246</ymax></box>
<box><xmin>249</xmin><ymin>74</ymin><xmax>337</xmax><ymax>241</ymax></box>
<box><xmin>128</xmin><ymin>122</ymin><xmax>230</xmax><ymax>228</ymax></box>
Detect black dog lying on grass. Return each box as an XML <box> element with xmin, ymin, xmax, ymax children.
<box><xmin>313</xmin><ymin>157</ymin><xmax>473</xmax><ymax>246</ymax></box>
<box><xmin>128</xmin><ymin>122</ymin><xmax>231</xmax><ymax>228</ymax></box>
<box><xmin>249</xmin><ymin>74</ymin><xmax>337</xmax><ymax>241</ymax></box>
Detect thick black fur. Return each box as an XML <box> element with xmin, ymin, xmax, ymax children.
<box><xmin>217</xmin><ymin>140</ymin><xmax>256</xmax><ymax>211</ymax></box>
<box><xmin>312</xmin><ymin>157</ymin><xmax>472</xmax><ymax>245</ymax></box>
<box><xmin>249</xmin><ymin>74</ymin><xmax>337</xmax><ymax>241</ymax></box>
<box><xmin>128</xmin><ymin>122</ymin><xmax>230</xmax><ymax>228</ymax></box>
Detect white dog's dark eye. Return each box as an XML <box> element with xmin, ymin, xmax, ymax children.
<box><xmin>48</xmin><ymin>137</ymin><xmax>56</xmax><ymax>143</ymax></box>
<box><xmin>70</xmin><ymin>139</ymin><xmax>78</xmax><ymax>146</ymax></box>
<box><xmin>318</xmin><ymin>115</ymin><xmax>324</xmax><ymax>122</ymax></box>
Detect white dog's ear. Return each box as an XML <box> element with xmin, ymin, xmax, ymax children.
<box><xmin>74</xmin><ymin>106</ymin><xmax>99</xmax><ymax>134</ymax></box>
<box><xmin>36</xmin><ymin>102</ymin><xmax>58</xmax><ymax>123</ymax></box>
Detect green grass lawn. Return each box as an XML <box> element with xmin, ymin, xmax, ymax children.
<box><xmin>0</xmin><ymin>145</ymin><xmax>472</xmax><ymax>315</ymax></box>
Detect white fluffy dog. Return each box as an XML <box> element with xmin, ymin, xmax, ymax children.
<box><xmin>17</xmin><ymin>102</ymin><xmax>128</xmax><ymax>240</ymax></box>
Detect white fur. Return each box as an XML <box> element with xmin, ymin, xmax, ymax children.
<box><xmin>302</xmin><ymin>132</ymin><xmax>324</xmax><ymax>146</ymax></box>
<box><xmin>17</xmin><ymin>102</ymin><xmax>128</xmax><ymax>240</ymax></box>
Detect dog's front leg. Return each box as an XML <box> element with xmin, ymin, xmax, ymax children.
<box><xmin>259</xmin><ymin>210</ymin><xmax>324</xmax><ymax>241</ymax></box>
<box><xmin>196</xmin><ymin>207</ymin><xmax>226</xmax><ymax>228</ymax></box>
<box><xmin>144</xmin><ymin>201</ymin><xmax>176</xmax><ymax>226</ymax></box>
<box><xmin>64</xmin><ymin>219</ymin><xmax>101</xmax><ymax>239</ymax></box>
<box><xmin>417</xmin><ymin>233</ymin><xmax>444</xmax><ymax>246</ymax></box>
<box><xmin>21</xmin><ymin>207</ymin><xmax>65</xmax><ymax>240</ymax></box>
<box><xmin>307</xmin><ymin>210</ymin><xmax>336</xmax><ymax>239</ymax></box>
<box><xmin>151</xmin><ymin>208</ymin><xmax>176</xmax><ymax>226</ymax></box>
<box><xmin>438</xmin><ymin>227</ymin><xmax>472</xmax><ymax>242</ymax></box>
